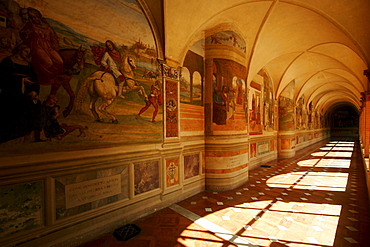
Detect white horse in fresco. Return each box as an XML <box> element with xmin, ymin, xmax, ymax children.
<box><xmin>75</xmin><ymin>55</ymin><xmax>148</xmax><ymax>123</ymax></box>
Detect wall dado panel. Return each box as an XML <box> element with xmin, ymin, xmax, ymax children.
<box><xmin>205</xmin><ymin>134</ymin><xmax>249</xmax><ymax>191</ymax></box>
<box><xmin>249</xmin><ymin>133</ymin><xmax>278</xmax><ymax>170</ymax></box>
<box><xmin>278</xmin><ymin>131</ymin><xmax>296</xmax><ymax>158</ymax></box>
<box><xmin>0</xmin><ymin>144</ymin><xmax>204</xmax><ymax>247</ymax></box>
<box><xmin>295</xmin><ymin>129</ymin><xmax>329</xmax><ymax>152</ymax></box>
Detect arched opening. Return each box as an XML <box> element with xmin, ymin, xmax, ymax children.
<box><xmin>327</xmin><ymin>104</ymin><xmax>359</xmax><ymax>138</ymax></box>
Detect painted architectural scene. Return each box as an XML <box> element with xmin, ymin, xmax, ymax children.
<box><xmin>212</xmin><ymin>58</ymin><xmax>247</xmax><ymax>128</ymax></box>
<box><xmin>249</xmin><ymin>79</ymin><xmax>263</xmax><ymax>133</ymax></box>
<box><xmin>296</xmin><ymin>94</ymin><xmax>307</xmax><ymax>130</ymax></box>
<box><xmin>278</xmin><ymin>80</ymin><xmax>295</xmax><ymax>132</ymax></box>
<box><xmin>260</xmin><ymin>69</ymin><xmax>275</xmax><ymax>132</ymax></box>
<box><xmin>180</xmin><ymin>49</ymin><xmax>204</xmax><ymax>106</ymax></box>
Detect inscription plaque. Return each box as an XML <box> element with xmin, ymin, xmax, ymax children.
<box><xmin>65</xmin><ymin>175</ymin><xmax>121</xmax><ymax>209</ymax></box>
<box><xmin>229</xmin><ymin>153</ymin><xmax>249</xmax><ymax>168</ymax></box>
<box><xmin>206</xmin><ymin>153</ymin><xmax>248</xmax><ymax>169</ymax></box>
<box><xmin>258</xmin><ymin>142</ymin><xmax>269</xmax><ymax>155</ymax></box>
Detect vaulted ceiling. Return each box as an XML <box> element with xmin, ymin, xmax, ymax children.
<box><xmin>143</xmin><ymin>0</ymin><xmax>370</xmax><ymax>114</ymax></box>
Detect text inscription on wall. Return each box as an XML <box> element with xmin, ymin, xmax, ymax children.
<box><xmin>65</xmin><ymin>175</ymin><xmax>121</xmax><ymax>209</ymax></box>
<box><xmin>257</xmin><ymin>142</ymin><xmax>269</xmax><ymax>155</ymax></box>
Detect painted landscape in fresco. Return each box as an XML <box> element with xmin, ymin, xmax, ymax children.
<box><xmin>0</xmin><ymin>181</ymin><xmax>43</xmax><ymax>238</ymax></box>
<box><xmin>181</xmin><ymin>46</ymin><xmax>204</xmax><ymax>106</ymax></box>
<box><xmin>0</xmin><ymin>0</ymin><xmax>162</xmax><ymax>153</ymax></box>
<box><xmin>184</xmin><ymin>154</ymin><xmax>200</xmax><ymax>179</ymax></box>
<box><xmin>134</xmin><ymin>161</ymin><xmax>159</xmax><ymax>195</ymax></box>
<box><xmin>180</xmin><ymin>67</ymin><xmax>202</xmax><ymax>105</ymax></box>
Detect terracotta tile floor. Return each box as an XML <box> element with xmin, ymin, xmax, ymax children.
<box><xmin>79</xmin><ymin>139</ymin><xmax>370</xmax><ymax>246</ymax></box>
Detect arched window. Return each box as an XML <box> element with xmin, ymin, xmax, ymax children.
<box><xmin>180</xmin><ymin>67</ymin><xmax>191</xmax><ymax>103</ymax></box>
<box><xmin>180</xmin><ymin>67</ymin><xmax>203</xmax><ymax>105</ymax></box>
<box><xmin>192</xmin><ymin>71</ymin><xmax>203</xmax><ymax>105</ymax></box>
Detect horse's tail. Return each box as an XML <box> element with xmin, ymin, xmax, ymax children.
<box><xmin>75</xmin><ymin>73</ymin><xmax>96</xmax><ymax>113</ymax></box>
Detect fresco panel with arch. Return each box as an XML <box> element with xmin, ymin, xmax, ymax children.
<box><xmin>0</xmin><ymin>0</ymin><xmax>162</xmax><ymax>152</ymax></box>
<box><xmin>278</xmin><ymin>80</ymin><xmax>295</xmax><ymax>132</ymax></box>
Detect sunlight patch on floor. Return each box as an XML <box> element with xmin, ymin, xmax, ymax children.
<box><xmin>233</xmin><ymin>200</ymin><xmax>342</xmax><ymax>247</ymax></box>
<box><xmin>297</xmin><ymin>159</ymin><xmax>321</xmax><ymax>166</ymax></box>
<box><xmin>325</xmin><ymin>151</ymin><xmax>353</xmax><ymax>158</ymax></box>
<box><xmin>266</xmin><ymin>172</ymin><xmax>349</xmax><ymax>191</ymax></box>
<box><xmin>330</xmin><ymin>147</ymin><xmax>354</xmax><ymax>151</ymax></box>
<box><xmin>315</xmin><ymin>159</ymin><xmax>351</xmax><ymax>168</ymax></box>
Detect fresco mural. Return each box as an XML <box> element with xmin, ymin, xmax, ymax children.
<box><xmin>205</xmin><ymin>31</ymin><xmax>246</xmax><ymax>53</ymax></box>
<box><xmin>213</xmin><ymin>84</ymin><xmax>235</xmax><ymax>125</ymax></box>
<box><xmin>259</xmin><ymin>69</ymin><xmax>275</xmax><ymax>132</ymax></box>
<box><xmin>180</xmin><ymin>67</ymin><xmax>191</xmax><ymax>103</ymax></box>
<box><xmin>192</xmin><ymin>72</ymin><xmax>202</xmax><ymax>104</ymax></box>
<box><xmin>184</xmin><ymin>154</ymin><xmax>200</xmax><ymax>179</ymax></box>
<box><xmin>134</xmin><ymin>161</ymin><xmax>159</xmax><ymax>195</ymax></box>
<box><xmin>320</xmin><ymin>112</ymin><xmax>326</xmax><ymax>128</ymax></box>
<box><xmin>308</xmin><ymin>102</ymin><xmax>313</xmax><ymax>129</ymax></box>
<box><xmin>165</xmin><ymin>77</ymin><xmax>179</xmax><ymax>137</ymax></box>
<box><xmin>249</xmin><ymin>80</ymin><xmax>263</xmax><ymax>134</ymax></box>
<box><xmin>278</xmin><ymin>80</ymin><xmax>295</xmax><ymax>131</ymax></box>
<box><xmin>181</xmin><ymin>49</ymin><xmax>204</xmax><ymax>106</ymax></box>
<box><xmin>182</xmin><ymin>30</ymin><xmax>246</xmax><ymax>108</ymax></box>
<box><xmin>0</xmin><ymin>181</ymin><xmax>43</xmax><ymax>238</ymax></box>
<box><xmin>235</xmin><ymin>78</ymin><xmax>245</xmax><ymax>106</ymax></box>
<box><xmin>315</xmin><ymin>112</ymin><xmax>321</xmax><ymax>129</ymax></box>
<box><xmin>137</xmin><ymin>79</ymin><xmax>162</xmax><ymax>122</ymax></box>
<box><xmin>0</xmin><ymin>0</ymin><xmax>162</xmax><ymax>151</ymax></box>
<box><xmin>212</xmin><ymin>58</ymin><xmax>247</xmax><ymax>126</ymax></box>
<box><xmin>296</xmin><ymin>95</ymin><xmax>307</xmax><ymax>130</ymax></box>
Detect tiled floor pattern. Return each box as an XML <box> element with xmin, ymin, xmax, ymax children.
<box><xmin>80</xmin><ymin>139</ymin><xmax>370</xmax><ymax>247</ymax></box>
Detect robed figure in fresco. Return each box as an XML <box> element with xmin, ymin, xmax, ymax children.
<box><xmin>0</xmin><ymin>44</ymin><xmax>42</xmax><ymax>143</ymax></box>
<box><xmin>18</xmin><ymin>7</ymin><xmax>86</xmax><ymax>118</ymax></box>
<box><xmin>213</xmin><ymin>85</ymin><xmax>227</xmax><ymax>125</ymax></box>
<box><xmin>19</xmin><ymin>7</ymin><xmax>64</xmax><ymax>85</ymax></box>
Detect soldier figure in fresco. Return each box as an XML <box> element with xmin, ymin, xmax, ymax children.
<box><xmin>137</xmin><ymin>80</ymin><xmax>162</xmax><ymax>122</ymax></box>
